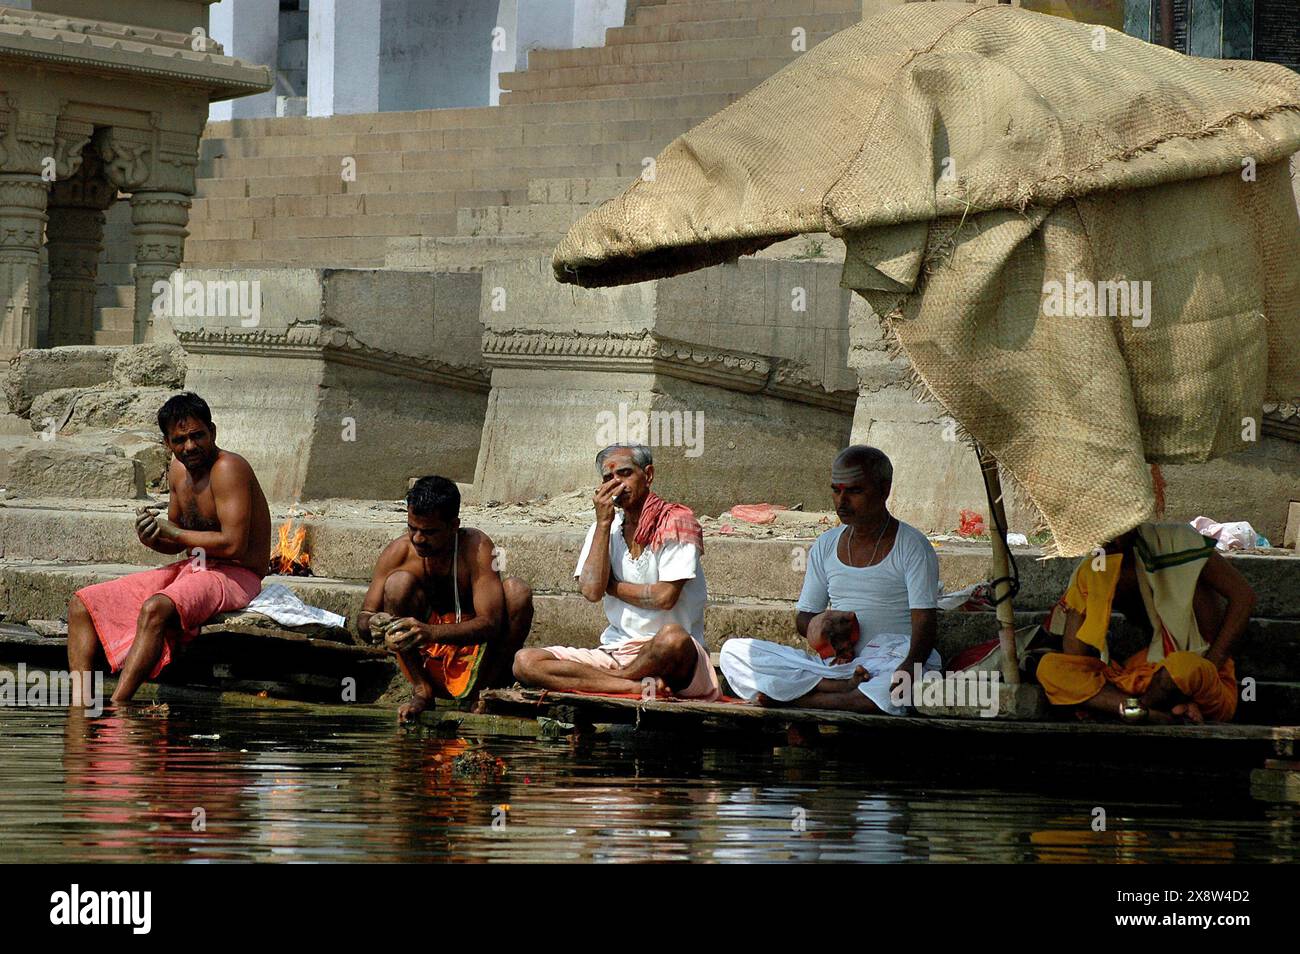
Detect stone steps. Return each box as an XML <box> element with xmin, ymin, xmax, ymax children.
<box><xmin>455</xmin><ymin>203</ymin><xmax>593</xmax><ymax>238</ymax></box>
<box><xmin>193</xmin><ymin>189</ymin><xmax>529</xmax><ymax>222</ymax></box>
<box><xmin>383</xmin><ymin>234</ymin><xmax>566</xmax><ymax>271</ymax></box>
<box><xmin>500</xmin><ymin>55</ymin><xmax>761</xmax><ymax>95</ymax></box>
<box><xmin>193</xmin><ymin>160</ymin><xmax>639</xmax><ymax>201</ymax></box>
<box><xmin>204</xmin><ymin>91</ymin><xmax>744</xmax><ymax>142</ymax></box>
<box><xmin>182</xmin><ymin>158</ymin><xmax>647</xmax><ymax>266</ymax></box>
<box><xmin>148</xmin><ymin>0</ymin><xmax>860</xmax><ymax>275</ymax></box>
<box><xmin>200</xmin><ymin>114</ymin><xmax>706</xmax><ymax>160</ymax></box>
<box><xmin>527</xmin><ymin>176</ymin><xmax>629</xmax><ymax>204</ymax></box>
<box><xmin>4</xmin><ymin>500</ymin><xmax>1299</xmax><ymax>615</ymax></box>
<box><xmin>637</xmin><ymin>0</ymin><xmax>861</xmax><ymax>24</ymax></box>
<box><xmin>199</xmin><ymin>137</ymin><xmax>678</xmax><ymax>180</ymax></box>
<box><xmin>170</xmin><ymin>0</ymin><xmax>858</xmax><ymax>270</ymax></box>
<box><xmin>524</xmin><ymin>28</ymin><xmax>849</xmax><ymax>71</ymax></box>
<box><xmin>607</xmin><ymin>10</ymin><xmax>857</xmax><ymax>45</ymax></box>
<box><xmin>499</xmin><ymin>75</ymin><xmax>769</xmax><ymax>105</ymax></box>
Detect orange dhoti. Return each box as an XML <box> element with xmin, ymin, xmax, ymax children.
<box><xmin>1036</xmin><ymin>650</ymin><xmax>1238</xmax><ymax>722</ymax></box>
<box><xmin>419</xmin><ymin>611</ymin><xmax>487</xmax><ymax>700</ymax></box>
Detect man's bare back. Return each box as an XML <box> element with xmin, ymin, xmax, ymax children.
<box><xmin>166</xmin><ymin>449</ymin><xmax>271</xmax><ymax>576</ymax></box>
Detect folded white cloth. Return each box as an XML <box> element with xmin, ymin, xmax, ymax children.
<box><xmin>1190</xmin><ymin>516</ymin><xmax>1257</xmax><ymax>551</ymax></box>
<box><xmin>243</xmin><ymin>583</ymin><xmax>346</xmax><ymax>629</ymax></box>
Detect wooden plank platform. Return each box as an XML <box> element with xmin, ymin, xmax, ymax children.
<box><xmin>479</xmin><ymin>688</ymin><xmax>1299</xmax><ymax>761</ymax></box>
<box><xmin>0</xmin><ymin>622</ymin><xmax>396</xmax><ymax>703</ymax></box>
<box><xmin>0</xmin><ymin>621</ymin><xmax>385</xmax><ymax>659</ymax></box>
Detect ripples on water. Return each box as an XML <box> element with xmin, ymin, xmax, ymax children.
<box><xmin>0</xmin><ymin>705</ymin><xmax>1294</xmax><ymax>863</ymax></box>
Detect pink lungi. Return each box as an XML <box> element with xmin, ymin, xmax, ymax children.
<box><xmin>542</xmin><ymin>636</ymin><xmax>720</xmax><ymax>700</ymax></box>
<box><xmin>75</xmin><ymin>559</ymin><xmax>263</xmax><ymax>678</ymax></box>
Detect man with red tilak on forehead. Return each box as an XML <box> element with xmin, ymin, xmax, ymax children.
<box><xmin>513</xmin><ymin>443</ymin><xmax>719</xmax><ymax>700</ymax></box>
<box><xmin>720</xmin><ymin>445</ymin><xmax>941</xmax><ymax>713</ymax></box>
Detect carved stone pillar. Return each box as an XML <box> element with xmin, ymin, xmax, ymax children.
<box><xmin>127</xmin><ymin>192</ymin><xmax>191</xmax><ymax>342</ymax></box>
<box><xmin>97</xmin><ymin>126</ymin><xmax>196</xmax><ymax>343</ymax></box>
<box><xmin>0</xmin><ymin>175</ymin><xmax>48</xmax><ymax>356</ymax></box>
<box><xmin>0</xmin><ymin>103</ymin><xmax>55</xmax><ymax>357</ymax></box>
<box><xmin>46</xmin><ymin>126</ymin><xmax>113</xmax><ymax>346</ymax></box>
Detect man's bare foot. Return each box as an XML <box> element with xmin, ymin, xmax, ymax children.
<box><xmin>398</xmin><ymin>692</ymin><xmax>432</xmax><ymax>724</ymax></box>
<box><xmin>754</xmin><ymin>692</ymin><xmax>780</xmax><ymax>708</ymax></box>
<box><xmin>1172</xmin><ymin>702</ymin><xmax>1204</xmax><ymax>724</ymax></box>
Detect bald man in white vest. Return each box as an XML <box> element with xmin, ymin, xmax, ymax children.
<box><xmin>720</xmin><ymin>445</ymin><xmax>941</xmax><ymax>713</ymax></box>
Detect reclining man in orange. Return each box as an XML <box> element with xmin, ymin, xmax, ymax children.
<box><xmin>1035</xmin><ymin>522</ymin><xmax>1255</xmax><ymax>724</ymax></box>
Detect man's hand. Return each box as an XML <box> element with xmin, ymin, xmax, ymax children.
<box><xmin>892</xmin><ymin>657</ymin><xmax>922</xmax><ymax>693</ymax></box>
<box><xmin>592</xmin><ymin>477</ymin><xmax>622</xmax><ymax>526</ymax></box>
<box><xmin>135</xmin><ymin>506</ymin><xmax>160</xmax><ymax>544</ymax></box>
<box><xmin>136</xmin><ymin>506</ymin><xmax>181</xmax><ymax>544</ymax></box>
<box><xmin>829</xmin><ymin>627</ymin><xmax>857</xmax><ymax>664</ymax></box>
<box><xmin>384</xmin><ymin>617</ymin><xmax>429</xmax><ymax>654</ymax></box>
<box><xmin>809</xmin><ymin>610</ymin><xmax>858</xmax><ymax>663</ymax></box>
<box><xmin>363</xmin><ymin>611</ymin><xmax>394</xmax><ymax>646</ymax></box>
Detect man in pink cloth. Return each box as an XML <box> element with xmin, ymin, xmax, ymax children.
<box><xmin>513</xmin><ymin>443</ymin><xmax>718</xmax><ymax>700</ymax></box>
<box><xmin>68</xmin><ymin>393</ymin><xmax>271</xmax><ymax>705</ymax></box>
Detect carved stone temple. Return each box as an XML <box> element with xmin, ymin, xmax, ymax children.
<box><xmin>0</xmin><ymin>0</ymin><xmax>1296</xmax><ymax>546</ymax></box>
<box><xmin>0</xmin><ymin>0</ymin><xmax>270</xmax><ymax>358</ymax></box>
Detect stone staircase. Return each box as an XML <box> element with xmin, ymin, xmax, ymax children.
<box><xmin>167</xmin><ymin>0</ymin><xmax>862</xmax><ymax>274</ymax></box>
<box><xmin>3</xmin><ymin>499</ymin><xmax>1298</xmax><ymax>723</ymax></box>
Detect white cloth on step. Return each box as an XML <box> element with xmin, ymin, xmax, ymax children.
<box><xmin>243</xmin><ymin>583</ymin><xmax>346</xmax><ymax>629</ymax></box>
<box><xmin>1190</xmin><ymin>516</ymin><xmax>1257</xmax><ymax>551</ymax></box>
<box><xmin>719</xmin><ymin>635</ymin><xmax>940</xmax><ymax>715</ymax></box>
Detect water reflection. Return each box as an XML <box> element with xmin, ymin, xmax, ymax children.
<box><xmin>0</xmin><ymin>705</ymin><xmax>1290</xmax><ymax>862</ymax></box>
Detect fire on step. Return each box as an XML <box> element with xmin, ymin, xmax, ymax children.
<box><xmin>269</xmin><ymin>517</ymin><xmax>311</xmax><ymax>577</ymax></box>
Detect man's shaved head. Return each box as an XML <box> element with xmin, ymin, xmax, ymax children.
<box><xmin>832</xmin><ymin>445</ymin><xmax>892</xmax><ymax>492</ymax></box>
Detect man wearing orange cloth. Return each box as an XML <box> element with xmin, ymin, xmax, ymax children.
<box><xmin>512</xmin><ymin>443</ymin><xmax>719</xmax><ymax>700</ymax></box>
<box><xmin>1035</xmin><ymin>522</ymin><xmax>1256</xmax><ymax>724</ymax></box>
<box><xmin>360</xmin><ymin>475</ymin><xmax>534</xmax><ymax>723</ymax></box>
<box><xmin>67</xmin><ymin>393</ymin><xmax>270</xmax><ymax>705</ymax></box>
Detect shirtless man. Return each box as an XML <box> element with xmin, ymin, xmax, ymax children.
<box><xmin>67</xmin><ymin>392</ymin><xmax>271</xmax><ymax>705</ymax></box>
<box><xmin>359</xmin><ymin>475</ymin><xmax>533</xmax><ymax>723</ymax></box>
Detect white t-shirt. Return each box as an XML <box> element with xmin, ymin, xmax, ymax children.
<box><xmin>796</xmin><ymin>521</ymin><xmax>939</xmax><ymax>656</ymax></box>
<box><xmin>574</xmin><ymin>511</ymin><xmax>708</xmax><ymax>648</ymax></box>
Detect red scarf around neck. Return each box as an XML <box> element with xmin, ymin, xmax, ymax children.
<box><xmin>631</xmin><ymin>492</ymin><xmax>703</xmax><ymax>552</ymax></box>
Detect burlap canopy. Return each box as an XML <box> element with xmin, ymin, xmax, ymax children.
<box><xmin>552</xmin><ymin>2</ymin><xmax>1300</xmax><ymax>556</ymax></box>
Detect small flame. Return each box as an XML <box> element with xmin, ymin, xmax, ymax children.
<box><xmin>269</xmin><ymin>517</ymin><xmax>311</xmax><ymax>576</ymax></box>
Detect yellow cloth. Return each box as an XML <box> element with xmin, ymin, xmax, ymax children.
<box><xmin>1056</xmin><ymin>522</ymin><xmax>1216</xmax><ymax>664</ymax></box>
<box><xmin>1060</xmin><ymin>555</ymin><xmax>1122</xmax><ymax>657</ymax></box>
<box><xmin>1037</xmin><ymin>650</ymin><xmax>1238</xmax><ymax>722</ymax></box>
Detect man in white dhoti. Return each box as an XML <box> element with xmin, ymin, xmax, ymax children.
<box><xmin>720</xmin><ymin>446</ymin><xmax>941</xmax><ymax>714</ymax></box>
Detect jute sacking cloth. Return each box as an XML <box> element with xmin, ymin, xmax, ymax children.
<box><xmin>553</xmin><ymin>2</ymin><xmax>1300</xmax><ymax>555</ymax></box>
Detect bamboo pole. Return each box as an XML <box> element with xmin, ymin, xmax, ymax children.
<box><xmin>977</xmin><ymin>446</ymin><xmax>1020</xmax><ymax>685</ymax></box>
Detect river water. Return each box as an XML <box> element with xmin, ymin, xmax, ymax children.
<box><xmin>0</xmin><ymin>703</ymin><xmax>1294</xmax><ymax>863</ymax></box>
